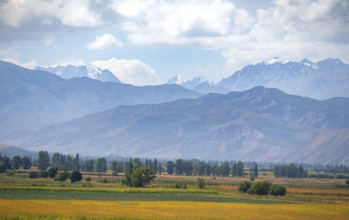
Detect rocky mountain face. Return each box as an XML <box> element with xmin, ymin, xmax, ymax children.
<box><xmin>0</xmin><ymin>60</ymin><xmax>200</xmax><ymax>137</ymax></box>
<box><xmin>35</xmin><ymin>64</ymin><xmax>121</xmax><ymax>83</ymax></box>
<box><xmin>217</xmin><ymin>58</ymin><xmax>349</xmax><ymax>100</ymax></box>
<box><xmin>6</xmin><ymin>86</ymin><xmax>349</xmax><ymax>165</ymax></box>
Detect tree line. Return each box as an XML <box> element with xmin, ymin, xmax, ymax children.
<box><xmin>0</xmin><ymin>154</ymin><xmax>32</xmax><ymax>172</ymax></box>
<box><xmin>273</xmin><ymin>164</ymin><xmax>307</xmax><ymax>178</ymax></box>
<box><xmin>3</xmin><ymin>151</ymin><xmax>347</xmax><ymax>180</ymax></box>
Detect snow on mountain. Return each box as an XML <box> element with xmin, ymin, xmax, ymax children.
<box><xmin>166</xmin><ymin>74</ymin><xmax>186</xmax><ymax>85</ymax></box>
<box><xmin>166</xmin><ymin>74</ymin><xmax>228</xmax><ymax>94</ymax></box>
<box><xmin>263</xmin><ymin>57</ymin><xmax>289</xmax><ymax>65</ymax></box>
<box><xmin>35</xmin><ymin>64</ymin><xmax>121</xmax><ymax>83</ymax></box>
<box><xmin>218</xmin><ymin>58</ymin><xmax>349</xmax><ymax>100</ymax></box>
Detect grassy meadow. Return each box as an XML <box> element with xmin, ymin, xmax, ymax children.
<box><xmin>0</xmin><ymin>172</ymin><xmax>348</xmax><ymax>219</ymax></box>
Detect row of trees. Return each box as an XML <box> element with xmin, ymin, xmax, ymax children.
<box><xmin>35</xmin><ymin>152</ymin><xmax>254</xmax><ymax>177</ymax></box>
<box><xmin>273</xmin><ymin>164</ymin><xmax>307</xmax><ymax>178</ymax></box>
<box><xmin>3</xmin><ymin>151</ymin><xmax>313</xmax><ymax>181</ymax></box>
<box><xmin>0</xmin><ymin>154</ymin><xmax>32</xmax><ymax>172</ymax></box>
<box><xmin>166</xmin><ymin>159</ymin><xmax>249</xmax><ymax>177</ymax></box>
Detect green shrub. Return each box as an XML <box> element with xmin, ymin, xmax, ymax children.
<box><xmin>28</xmin><ymin>171</ymin><xmax>40</xmax><ymax>179</ymax></box>
<box><xmin>69</xmin><ymin>171</ymin><xmax>82</xmax><ymax>183</ymax></box>
<box><xmin>55</xmin><ymin>171</ymin><xmax>70</xmax><ymax>182</ymax></box>
<box><xmin>197</xmin><ymin>178</ymin><xmax>206</xmax><ymax>189</ymax></box>
<box><xmin>175</xmin><ymin>181</ymin><xmax>187</xmax><ymax>189</ymax></box>
<box><xmin>85</xmin><ymin>177</ymin><xmax>92</xmax><ymax>182</ymax></box>
<box><xmin>40</xmin><ymin>171</ymin><xmax>48</xmax><ymax>178</ymax></box>
<box><xmin>270</xmin><ymin>185</ymin><xmax>287</xmax><ymax>196</ymax></box>
<box><xmin>48</xmin><ymin>167</ymin><xmax>58</xmax><ymax>178</ymax></box>
<box><xmin>238</xmin><ymin>181</ymin><xmax>251</xmax><ymax>193</ymax></box>
<box><xmin>346</xmin><ymin>179</ymin><xmax>349</xmax><ymax>186</ymax></box>
<box><xmin>248</xmin><ymin>181</ymin><xmax>272</xmax><ymax>195</ymax></box>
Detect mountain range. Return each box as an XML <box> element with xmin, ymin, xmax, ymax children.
<box><xmin>171</xmin><ymin>58</ymin><xmax>349</xmax><ymax>100</ymax></box>
<box><xmin>167</xmin><ymin>74</ymin><xmax>228</xmax><ymax>94</ymax></box>
<box><xmin>0</xmin><ymin>60</ymin><xmax>199</xmax><ymax>137</ymax></box>
<box><xmin>4</xmin><ymin>86</ymin><xmax>349</xmax><ymax>165</ymax></box>
<box><xmin>35</xmin><ymin>64</ymin><xmax>121</xmax><ymax>83</ymax></box>
<box><xmin>1</xmin><ymin>59</ymin><xmax>348</xmax><ymax>165</ymax></box>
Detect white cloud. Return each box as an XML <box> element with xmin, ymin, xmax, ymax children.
<box><xmin>1</xmin><ymin>57</ymin><xmax>37</xmax><ymax>69</ymax></box>
<box><xmin>110</xmin><ymin>0</ymin><xmax>349</xmax><ymax>71</ymax></box>
<box><xmin>91</xmin><ymin>58</ymin><xmax>160</xmax><ymax>86</ymax></box>
<box><xmin>0</xmin><ymin>0</ymin><xmax>101</xmax><ymax>27</ymax></box>
<box><xmin>112</xmin><ymin>0</ymin><xmax>253</xmax><ymax>45</ymax></box>
<box><xmin>87</xmin><ymin>34</ymin><xmax>123</xmax><ymax>50</ymax></box>
<box><xmin>0</xmin><ymin>0</ymin><xmax>348</xmax><ymax>76</ymax></box>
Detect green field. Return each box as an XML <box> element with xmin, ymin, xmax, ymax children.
<box><xmin>0</xmin><ymin>173</ymin><xmax>348</xmax><ymax>219</ymax></box>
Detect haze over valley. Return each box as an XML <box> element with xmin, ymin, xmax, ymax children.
<box><xmin>0</xmin><ymin>0</ymin><xmax>348</xmax><ymax>165</ymax></box>
<box><xmin>1</xmin><ymin>58</ymin><xmax>348</xmax><ymax>165</ymax></box>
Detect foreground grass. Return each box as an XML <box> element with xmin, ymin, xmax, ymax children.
<box><xmin>0</xmin><ymin>199</ymin><xmax>348</xmax><ymax>220</ymax></box>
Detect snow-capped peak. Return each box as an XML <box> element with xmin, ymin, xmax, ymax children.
<box><xmin>86</xmin><ymin>64</ymin><xmax>102</xmax><ymax>79</ymax></box>
<box><xmin>167</xmin><ymin>74</ymin><xmax>186</xmax><ymax>84</ymax></box>
<box><xmin>301</xmin><ymin>59</ymin><xmax>318</xmax><ymax>69</ymax></box>
<box><xmin>35</xmin><ymin>64</ymin><xmax>120</xmax><ymax>83</ymax></box>
<box><xmin>263</xmin><ymin>57</ymin><xmax>289</xmax><ymax>65</ymax></box>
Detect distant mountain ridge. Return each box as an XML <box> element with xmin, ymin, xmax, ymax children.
<box><xmin>167</xmin><ymin>74</ymin><xmax>228</xmax><ymax>94</ymax></box>
<box><xmin>217</xmin><ymin>58</ymin><xmax>349</xmax><ymax>100</ymax></box>
<box><xmin>0</xmin><ymin>144</ymin><xmax>36</xmax><ymax>158</ymax></box>
<box><xmin>7</xmin><ymin>86</ymin><xmax>349</xmax><ymax>165</ymax></box>
<box><xmin>0</xmin><ymin>60</ymin><xmax>200</xmax><ymax>137</ymax></box>
<box><xmin>35</xmin><ymin>64</ymin><xmax>121</xmax><ymax>83</ymax></box>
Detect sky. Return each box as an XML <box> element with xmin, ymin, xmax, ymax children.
<box><xmin>0</xmin><ymin>0</ymin><xmax>348</xmax><ymax>86</ymax></box>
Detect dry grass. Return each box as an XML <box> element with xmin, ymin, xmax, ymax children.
<box><xmin>0</xmin><ymin>199</ymin><xmax>348</xmax><ymax>220</ymax></box>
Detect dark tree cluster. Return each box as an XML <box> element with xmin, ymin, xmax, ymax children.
<box><xmin>273</xmin><ymin>164</ymin><xmax>307</xmax><ymax>178</ymax></box>
<box><xmin>122</xmin><ymin>158</ymin><xmax>155</xmax><ymax>187</ymax></box>
<box><xmin>51</xmin><ymin>152</ymin><xmax>80</xmax><ymax>171</ymax></box>
<box><xmin>239</xmin><ymin>181</ymin><xmax>286</xmax><ymax>196</ymax></box>
<box><xmin>0</xmin><ymin>154</ymin><xmax>32</xmax><ymax>172</ymax></box>
<box><xmin>164</xmin><ymin>159</ymin><xmax>246</xmax><ymax>177</ymax></box>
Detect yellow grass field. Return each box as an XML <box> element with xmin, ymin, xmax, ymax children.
<box><xmin>0</xmin><ymin>199</ymin><xmax>348</xmax><ymax>220</ymax></box>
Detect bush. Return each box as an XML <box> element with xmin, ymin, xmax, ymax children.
<box><xmin>238</xmin><ymin>181</ymin><xmax>251</xmax><ymax>193</ymax></box>
<box><xmin>85</xmin><ymin>177</ymin><xmax>92</xmax><ymax>182</ymax></box>
<box><xmin>175</xmin><ymin>181</ymin><xmax>187</xmax><ymax>189</ymax></box>
<box><xmin>248</xmin><ymin>181</ymin><xmax>272</xmax><ymax>195</ymax></box>
<box><xmin>197</xmin><ymin>178</ymin><xmax>206</xmax><ymax>189</ymax></box>
<box><xmin>69</xmin><ymin>171</ymin><xmax>82</xmax><ymax>183</ymax></box>
<box><xmin>28</xmin><ymin>171</ymin><xmax>40</xmax><ymax>179</ymax></box>
<box><xmin>48</xmin><ymin>167</ymin><xmax>58</xmax><ymax>178</ymax></box>
<box><xmin>346</xmin><ymin>179</ymin><xmax>349</xmax><ymax>186</ymax></box>
<box><xmin>40</xmin><ymin>171</ymin><xmax>48</xmax><ymax>178</ymax></box>
<box><xmin>55</xmin><ymin>171</ymin><xmax>70</xmax><ymax>182</ymax></box>
<box><xmin>270</xmin><ymin>185</ymin><xmax>287</xmax><ymax>196</ymax></box>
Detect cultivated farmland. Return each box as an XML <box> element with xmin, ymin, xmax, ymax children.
<box><xmin>0</xmin><ymin>172</ymin><xmax>348</xmax><ymax>219</ymax></box>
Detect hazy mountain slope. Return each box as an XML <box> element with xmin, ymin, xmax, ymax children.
<box><xmin>218</xmin><ymin>58</ymin><xmax>349</xmax><ymax>100</ymax></box>
<box><xmin>8</xmin><ymin>86</ymin><xmax>349</xmax><ymax>164</ymax></box>
<box><xmin>0</xmin><ymin>60</ymin><xmax>200</xmax><ymax>137</ymax></box>
<box><xmin>0</xmin><ymin>144</ymin><xmax>36</xmax><ymax>158</ymax></box>
<box><xmin>286</xmin><ymin>129</ymin><xmax>349</xmax><ymax>165</ymax></box>
<box><xmin>35</xmin><ymin>64</ymin><xmax>121</xmax><ymax>83</ymax></box>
